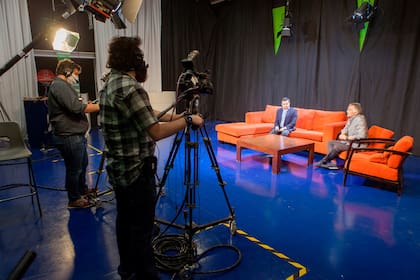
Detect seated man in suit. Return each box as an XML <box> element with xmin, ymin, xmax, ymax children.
<box><xmin>271</xmin><ymin>97</ymin><xmax>297</xmax><ymax>136</ymax></box>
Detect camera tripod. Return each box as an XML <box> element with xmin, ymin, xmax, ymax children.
<box><xmin>87</xmin><ymin>149</ymin><xmax>114</xmax><ymax>207</ymax></box>
<box><xmin>154</xmin><ymin>120</ymin><xmax>237</xmax><ymax>273</ymax></box>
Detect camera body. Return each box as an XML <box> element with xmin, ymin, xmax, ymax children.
<box><xmin>177</xmin><ymin>50</ymin><xmax>213</xmax><ymax>114</ymax></box>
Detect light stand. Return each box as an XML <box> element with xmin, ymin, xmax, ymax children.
<box><xmin>153</xmin><ymin>95</ymin><xmax>238</xmax><ymax>278</ymax></box>
<box><xmin>0</xmin><ymin>32</ymin><xmax>47</xmax><ymax>121</ymax></box>
<box><xmin>0</xmin><ymin>101</ymin><xmax>11</xmax><ymax>121</ymax></box>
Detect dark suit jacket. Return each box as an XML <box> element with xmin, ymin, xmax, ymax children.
<box><xmin>273</xmin><ymin>107</ymin><xmax>297</xmax><ymax>131</ymax></box>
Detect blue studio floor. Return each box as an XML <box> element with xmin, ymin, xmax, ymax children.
<box><xmin>1</xmin><ymin>121</ymin><xmax>420</xmax><ymax>280</ymax></box>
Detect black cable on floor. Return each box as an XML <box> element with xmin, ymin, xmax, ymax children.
<box><xmin>153</xmin><ymin>234</ymin><xmax>242</xmax><ymax>278</ymax></box>
<box><xmin>194</xmin><ymin>244</ymin><xmax>242</xmax><ymax>275</ymax></box>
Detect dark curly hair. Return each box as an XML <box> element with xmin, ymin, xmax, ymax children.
<box><xmin>107</xmin><ymin>36</ymin><xmax>144</xmax><ymax>72</ymax></box>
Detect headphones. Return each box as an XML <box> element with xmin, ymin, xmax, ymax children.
<box><xmin>56</xmin><ymin>59</ymin><xmax>75</xmax><ymax>77</ymax></box>
<box><xmin>133</xmin><ymin>49</ymin><xmax>148</xmax><ymax>83</ymax></box>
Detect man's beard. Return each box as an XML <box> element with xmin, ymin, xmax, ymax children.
<box><xmin>135</xmin><ymin>69</ymin><xmax>147</xmax><ymax>83</ymax></box>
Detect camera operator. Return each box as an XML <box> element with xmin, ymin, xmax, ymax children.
<box><xmin>99</xmin><ymin>36</ymin><xmax>203</xmax><ymax>280</ymax></box>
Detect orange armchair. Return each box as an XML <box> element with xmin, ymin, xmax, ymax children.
<box><xmin>343</xmin><ymin>136</ymin><xmax>414</xmax><ymax>195</ymax></box>
<box><xmin>339</xmin><ymin>125</ymin><xmax>395</xmax><ymax>160</ymax></box>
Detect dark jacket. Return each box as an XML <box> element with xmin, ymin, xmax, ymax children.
<box><xmin>273</xmin><ymin>107</ymin><xmax>297</xmax><ymax>131</ymax></box>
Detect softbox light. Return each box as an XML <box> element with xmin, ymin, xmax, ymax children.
<box><xmin>52</xmin><ymin>28</ymin><xmax>80</xmax><ymax>52</ymax></box>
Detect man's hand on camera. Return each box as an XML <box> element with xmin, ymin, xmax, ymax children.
<box><xmin>191</xmin><ymin>114</ymin><xmax>204</xmax><ymax>127</ymax></box>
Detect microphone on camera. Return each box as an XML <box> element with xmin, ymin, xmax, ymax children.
<box><xmin>187</xmin><ymin>50</ymin><xmax>200</xmax><ymax>61</ymax></box>
<box><xmin>181</xmin><ymin>50</ymin><xmax>200</xmax><ymax>70</ymax></box>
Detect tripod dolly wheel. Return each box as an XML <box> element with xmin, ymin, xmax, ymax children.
<box><xmin>179</xmin><ymin>266</ymin><xmax>193</xmax><ymax>280</ymax></box>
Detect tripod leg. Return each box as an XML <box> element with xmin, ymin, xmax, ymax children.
<box><xmin>199</xmin><ymin>125</ymin><xmax>235</xmax><ymax>218</ymax></box>
<box><xmin>157</xmin><ymin>129</ymin><xmax>185</xmax><ymax>197</ymax></box>
<box><xmin>94</xmin><ymin>151</ymin><xmax>106</xmax><ymax>192</ymax></box>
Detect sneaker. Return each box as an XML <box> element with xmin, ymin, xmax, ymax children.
<box><xmin>81</xmin><ymin>188</ymin><xmax>96</xmax><ymax>195</ymax></box>
<box><xmin>68</xmin><ymin>198</ymin><xmax>94</xmax><ymax>209</ymax></box>
<box><xmin>326</xmin><ymin>162</ymin><xmax>339</xmax><ymax>170</ymax></box>
<box><xmin>81</xmin><ymin>188</ymin><xmax>97</xmax><ymax>199</ymax></box>
<box><xmin>315</xmin><ymin>161</ymin><xmax>334</xmax><ymax>169</ymax></box>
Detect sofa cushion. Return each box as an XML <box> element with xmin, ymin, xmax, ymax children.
<box><xmin>262</xmin><ymin>105</ymin><xmax>280</xmax><ymax>123</ymax></box>
<box><xmin>312</xmin><ymin>110</ymin><xmax>347</xmax><ymax>131</ymax></box>
<box><xmin>349</xmin><ymin>155</ymin><xmax>399</xmax><ymax>181</ymax></box>
<box><xmin>295</xmin><ymin>108</ymin><xmax>315</xmax><ymax>130</ymax></box>
<box><xmin>215</xmin><ymin>122</ymin><xmax>273</xmax><ymax>137</ymax></box>
<box><xmin>369</xmin><ymin>153</ymin><xmax>389</xmax><ymax>164</ymax></box>
<box><xmin>289</xmin><ymin>128</ymin><xmax>323</xmax><ymax>142</ymax></box>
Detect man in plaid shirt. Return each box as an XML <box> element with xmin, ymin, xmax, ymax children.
<box><xmin>99</xmin><ymin>36</ymin><xmax>203</xmax><ymax>279</ymax></box>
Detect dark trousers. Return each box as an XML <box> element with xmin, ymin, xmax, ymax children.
<box><xmin>114</xmin><ymin>160</ymin><xmax>160</xmax><ymax>280</ymax></box>
<box><xmin>325</xmin><ymin>140</ymin><xmax>349</xmax><ymax>162</ymax></box>
<box><xmin>53</xmin><ymin>134</ymin><xmax>88</xmax><ymax>202</ymax></box>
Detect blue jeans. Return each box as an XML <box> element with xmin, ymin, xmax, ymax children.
<box><xmin>53</xmin><ymin>134</ymin><xmax>88</xmax><ymax>202</ymax></box>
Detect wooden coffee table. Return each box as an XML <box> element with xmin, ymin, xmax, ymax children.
<box><xmin>236</xmin><ymin>134</ymin><xmax>315</xmax><ymax>174</ymax></box>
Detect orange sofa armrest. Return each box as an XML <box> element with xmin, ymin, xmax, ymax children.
<box><xmin>322</xmin><ymin>121</ymin><xmax>347</xmax><ymax>142</ymax></box>
<box><xmin>245</xmin><ymin>111</ymin><xmax>264</xmax><ymax>123</ymax></box>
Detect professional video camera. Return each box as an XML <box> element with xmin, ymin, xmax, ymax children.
<box><xmin>176</xmin><ymin>50</ymin><xmax>213</xmax><ymax>113</ymax></box>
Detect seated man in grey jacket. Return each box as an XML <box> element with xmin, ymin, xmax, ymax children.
<box><xmin>315</xmin><ymin>102</ymin><xmax>368</xmax><ymax>169</ymax></box>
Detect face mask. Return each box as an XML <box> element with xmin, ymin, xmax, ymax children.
<box><xmin>72</xmin><ymin>74</ymin><xmax>79</xmax><ymax>82</ymax></box>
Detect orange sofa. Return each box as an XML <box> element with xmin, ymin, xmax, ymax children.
<box><xmin>215</xmin><ymin>105</ymin><xmax>347</xmax><ymax>154</ymax></box>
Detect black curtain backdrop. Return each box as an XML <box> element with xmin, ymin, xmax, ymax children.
<box><xmin>161</xmin><ymin>0</ymin><xmax>420</xmax><ymax>154</ymax></box>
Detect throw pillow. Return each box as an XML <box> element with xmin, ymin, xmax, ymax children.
<box><xmin>388</xmin><ymin>136</ymin><xmax>414</xmax><ymax>168</ymax></box>
<box><xmin>368</xmin><ymin>126</ymin><xmax>394</xmax><ymax>148</ymax></box>
<box><xmin>262</xmin><ymin>105</ymin><xmax>280</xmax><ymax>123</ymax></box>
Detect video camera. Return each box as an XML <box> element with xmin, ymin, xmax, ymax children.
<box><xmin>177</xmin><ymin>50</ymin><xmax>213</xmax><ymax>114</ymax></box>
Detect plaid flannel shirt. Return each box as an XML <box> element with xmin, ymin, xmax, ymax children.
<box><xmin>99</xmin><ymin>70</ymin><xmax>157</xmax><ymax>187</ymax></box>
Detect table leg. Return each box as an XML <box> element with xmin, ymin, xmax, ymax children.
<box><xmin>272</xmin><ymin>153</ymin><xmax>280</xmax><ymax>174</ymax></box>
<box><xmin>307</xmin><ymin>144</ymin><xmax>314</xmax><ymax>165</ymax></box>
<box><xmin>236</xmin><ymin>145</ymin><xmax>242</xmax><ymax>162</ymax></box>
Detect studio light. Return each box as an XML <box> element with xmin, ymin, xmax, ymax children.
<box><xmin>281</xmin><ymin>17</ymin><xmax>292</xmax><ymax>37</ymax></box>
<box><xmin>74</xmin><ymin>0</ymin><xmax>127</xmax><ymax>28</ymax></box>
<box><xmin>71</xmin><ymin>0</ymin><xmax>144</xmax><ymax>27</ymax></box>
<box><xmin>110</xmin><ymin>2</ymin><xmax>127</xmax><ymax>29</ymax></box>
<box><xmin>61</xmin><ymin>0</ymin><xmax>77</xmax><ymax>19</ymax></box>
<box><xmin>348</xmin><ymin>2</ymin><xmax>376</xmax><ymax>24</ymax></box>
<box><xmin>1</xmin><ymin>0</ymin><xmax>144</xmax><ymax>77</ymax></box>
<box><xmin>52</xmin><ymin>28</ymin><xmax>80</xmax><ymax>52</ymax></box>
<box><xmin>276</xmin><ymin>1</ymin><xmax>292</xmax><ymax>38</ymax></box>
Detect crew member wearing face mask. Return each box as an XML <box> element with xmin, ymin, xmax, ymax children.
<box><xmin>48</xmin><ymin>59</ymin><xmax>100</xmax><ymax>208</ymax></box>
<box><xmin>67</xmin><ymin>63</ymin><xmax>82</xmax><ymax>95</ymax></box>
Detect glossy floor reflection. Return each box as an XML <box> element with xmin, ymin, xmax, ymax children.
<box><xmin>1</xmin><ymin>121</ymin><xmax>420</xmax><ymax>279</ymax></box>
